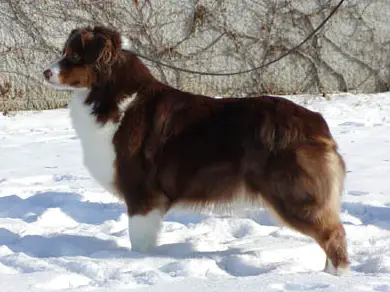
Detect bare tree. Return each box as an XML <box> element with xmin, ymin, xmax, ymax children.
<box><xmin>0</xmin><ymin>0</ymin><xmax>389</xmax><ymax>112</ymax></box>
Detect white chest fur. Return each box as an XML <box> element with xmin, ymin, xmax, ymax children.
<box><xmin>69</xmin><ymin>89</ymin><xmax>134</xmax><ymax>195</ymax></box>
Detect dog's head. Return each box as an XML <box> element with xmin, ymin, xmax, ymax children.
<box><xmin>43</xmin><ymin>26</ymin><xmax>130</xmax><ymax>90</ymax></box>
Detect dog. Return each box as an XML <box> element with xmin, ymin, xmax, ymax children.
<box><xmin>43</xmin><ymin>26</ymin><xmax>349</xmax><ymax>275</ymax></box>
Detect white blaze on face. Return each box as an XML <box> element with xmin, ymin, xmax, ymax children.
<box><xmin>43</xmin><ymin>57</ymin><xmax>82</xmax><ymax>90</ymax></box>
<box><xmin>47</xmin><ymin>61</ymin><xmax>62</xmax><ymax>85</ymax></box>
<box><xmin>43</xmin><ymin>56</ymin><xmax>68</xmax><ymax>90</ymax></box>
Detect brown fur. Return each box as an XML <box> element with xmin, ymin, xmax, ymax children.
<box><xmin>59</xmin><ymin>65</ymin><xmax>96</xmax><ymax>88</ymax></box>
<box><xmin>46</xmin><ymin>26</ymin><xmax>349</xmax><ymax>273</ymax></box>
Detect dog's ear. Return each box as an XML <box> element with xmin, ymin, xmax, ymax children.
<box><xmin>84</xmin><ymin>34</ymin><xmax>109</xmax><ymax>65</ymax></box>
<box><xmin>85</xmin><ymin>26</ymin><xmax>120</xmax><ymax>66</ymax></box>
<box><xmin>62</xmin><ymin>28</ymin><xmax>81</xmax><ymax>55</ymax></box>
<box><xmin>67</xmin><ymin>29</ymin><xmax>78</xmax><ymax>41</ymax></box>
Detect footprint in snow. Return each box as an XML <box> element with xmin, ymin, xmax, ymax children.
<box><xmin>338</xmin><ymin>121</ymin><xmax>365</xmax><ymax>127</ymax></box>
<box><xmin>348</xmin><ymin>190</ymin><xmax>369</xmax><ymax>196</ymax></box>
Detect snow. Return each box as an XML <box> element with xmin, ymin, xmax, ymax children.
<box><xmin>1</xmin><ymin>92</ymin><xmax>390</xmax><ymax>291</ymax></box>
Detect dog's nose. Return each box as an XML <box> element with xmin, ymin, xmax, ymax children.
<box><xmin>43</xmin><ymin>69</ymin><xmax>52</xmax><ymax>80</ymax></box>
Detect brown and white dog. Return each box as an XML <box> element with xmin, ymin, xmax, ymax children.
<box><xmin>43</xmin><ymin>26</ymin><xmax>349</xmax><ymax>275</ymax></box>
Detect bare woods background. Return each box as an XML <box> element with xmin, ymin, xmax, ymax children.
<box><xmin>0</xmin><ymin>0</ymin><xmax>389</xmax><ymax>111</ymax></box>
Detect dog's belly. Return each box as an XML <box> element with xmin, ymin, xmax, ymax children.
<box><xmin>69</xmin><ymin>90</ymin><xmax>119</xmax><ymax>195</ymax></box>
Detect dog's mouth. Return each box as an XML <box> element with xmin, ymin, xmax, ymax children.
<box><xmin>42</xmin><ymin>78</ymin><xmax>74</xmax><ymax>91</ymax></box>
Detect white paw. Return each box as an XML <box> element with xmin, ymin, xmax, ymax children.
<box><xmin>130</xmin><ymin>240</ymin><xmax>156</xmax><ymax>253</ymax></box>
<box><xmin>324</xmin><ymin>258</ymin><xmax>349</xmax><ymax>276</ymax></box>
<box><xmin>130</xmin><ymin>231</ymin><xmax>158</xmax><ymax>253</ymax></box>
<box><xmin>128</xmin><ymin>209</ymin><xmax>163</xmax><ymax>253</ymax></box>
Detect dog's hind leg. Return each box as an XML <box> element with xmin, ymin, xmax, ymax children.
<box><xmin>259</xmin><ymin>147</ymin><xmax>349</xmax><ymax>275</ymax></box>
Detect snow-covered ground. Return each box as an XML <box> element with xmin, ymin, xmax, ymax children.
<box><xmin>1</xmin><ymin>92</ymin><xmax>390</xmax><ymax>291</ymax></box>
